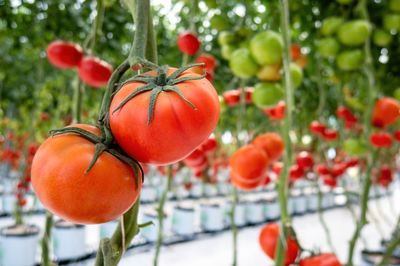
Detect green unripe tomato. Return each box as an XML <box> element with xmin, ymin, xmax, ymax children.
<box><xmin>321</xmin><ymin>17</ymin><xmax>344</xmax><ymax>36</ymax></box>
<box><xmin>218</xmin><ymin>31</ymin><xmax>236</xmax><ymax>46</ymax></box>
<box><xmin>318</xmin><ymin>37</ymin><xmax>340</xmax><ymax>58</ymax></box>
<box><xmin>221</xmin><ymin>45</ymin><xmax>236</xmax><ymax>60</ymax></box>
<box><xmin>373</xmin><ymin>29</ymin><xmax>393</xmax><ymax>47</ymax></box>
<box><xmin>389</xmin><ymin>0</ymin><xmax>400</xmax><ymax>12</ymax></box>
<box><xmin>394</xmin><ymin>88</ymin><xmax>400</xmax><ymax>101</ymax></box>
<box><xmin>383</xmin><ymin>13</ymin><xmax>400</xmax><ymax>32</ymax></box>
<box><xmin>210</xmin><ymin>14</ymin><xmax>230</xmax><ymax>31</ymax></box>
<box><xmin>337</xmin><ymin>20</ymin><xmax>370</xmax><ymax>46</ymax></box>
<box><xmin>250</xmin><ymin>31</ymin><xmax>283</xmax><ymax>65</ymax></box>
<box><xmin>236</xmin><ymin>27</ymin><xmax>252</xmax><ymax>38</ymax></box>
<box><xmin>290</xmin><ymin>63</ymin><xmax>303</xmax><ymax>88</ymax></box>
<box><xmin>336</xmin><ymin>50</ymin><xmax>364</xmax><ymax>71</ymax></box>
<box><xmin>203</xmin><ymin>0</ymin><xmax>217</xmax><ymax>9</ymax></box>
<box><xmin>252</xmin><ymin>82</ymin><xmax>284</xmax><ymax>108</ymax></box>
<box><xmin>229</xmin><ymin>48</ymin><xmax>259</xmax><ymax>79</ymax></box>
<box><xmin>343</xmin><ymin>139</ymin><xmax>367</xmax><ymax>156</ymax></box>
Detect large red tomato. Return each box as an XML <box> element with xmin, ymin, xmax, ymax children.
<box><xmin>229</xmin><ymin>144</ymin><xmax>269</xmax><ymax>180</ymax></box>
<box><xmin>299</xmin><ymin>253</ymin><xmax>342</xmax><ymax>266</ymax></box>
<box><xmin>31</xmin><ymin>124</ymin><xmax>142</xmax><ymax>224</ymax></box>
<box><xmin>372</xmin><ymin>97</ymin><xmax>400</xmax><ymax>128</ymax></box>
<box><xmin>78</xmin><ymin>56</ymin><xmax>113</xmax><ymax>88</ymax></box>
<box><xmin>47</xmin><ymin>40</ymin><xmax>83</xmax><ymax>69</ymax></box>
<box><xmin>109</xmin><ymin>68</ymin><xmax>220</xmax><ymax>165</ymax></box>
<box><xmin>230</xmin><ymin>172</ymin><xmax>262</xmax><ymax>190</ymax></box>
<box><xmin>177</xmin><ymin>31</ymin><xmax>201</xmax><ymax>55</ymax></box>
<box><xmin>259</xmin><ymin>223</ymin><xmax>299</xmax><ymax>266</ymax></box>
<box><xmin>252</xmin><ymin>132</ymin><xmax>284</xmax><ymax>161</ymax></box>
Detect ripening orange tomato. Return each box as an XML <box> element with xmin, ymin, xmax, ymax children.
<box><xmin>252</xmin><ymin>133</ymin><xmax>284</xmax><ymax>161</ymax></box>
<box><xmin>372</xmin><ymin>97</ymin><xmax>400</xmax><ymax>128</ymax></box>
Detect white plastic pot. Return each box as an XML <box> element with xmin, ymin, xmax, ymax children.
<box><xmin>288</xmin><ymin>197</ymin><xmax>295</xmax><ymax>216</ymax></box>
<box><xmin>140</xmin><ymin>186</ymin><xmax>157</xmax><ymax>203</ymax></box>
<box><xmin>204</xmin><ymin>184</ymin><xmax>218</xmax><ymax>197</ymax></box>
<box><xmin>200</xmin><ymin>203</ymin><xmax>224</xmax><ymax>232</ymax></box>
<box><xmin>140</xmin><ymin>210</ymin><xmax>171</xmax><ymax>242</ymax></box>
<box><xmin>52</xmin><ymin>220</ymin><xmax>86</xmax><ymax>260</ymax></box>
<box><xmin>190</xmin><ymin>182</ymin><xmax>203</xmax><ymax>198</ymax></box>
<box><xmin>99</xmin><ymin>220</ymin><xmax>119</xmax><ymax>239</ymax></box>
<box><xmin>2</xmin><ymin>193</ymin><xmax>16</xmax><ymax>214</ymax></box>
<box><xmin>306</xmin><ymin>191</ymin><xmax>318</xmax><ymax>212</ymax></box>
<box><xmin>245</xmin><ymin>200</ymin><xmax>265</xmax><ymax>224</ymax></box>
<box><xmin>224</xmin><ymin>202</ymin><xmax>246</xmax><ymax>227</ymax></box>
<box><xmin>174</xmin><ymin>185</ymin><xmax>190</xmax><ymax>199</ymax></box>
<box><xmin>1</xmin><ymin>178</ymin><xmax>15</xmax><ymax>194</ymax></box>
<box><xmin>0</xmin><ymin>224</ymin><xmax>39</xmax><ymax>266</ymax></box>
<box><xmin>264</xmin><ymin>199</ymin><xmax>280</xmax><ymax>221</ymax></box>
<box><xmin>321</xmin><ymin>189</ymin><xmax>334</xmax><ymax>209</ymax></box>
<box><xmin>292</xmin><ymin>193</ymin><xmax>307</xmax><ymax>215</ymax></box>
<box><xmin>171</xmin><ymin>206</ymin><xmax>195</xmax><ymax>236</ymax></box>
<box><xmin>217</xmin><ymin>183</ymin><xmax>229</xmax><ymax>196</ymax></box>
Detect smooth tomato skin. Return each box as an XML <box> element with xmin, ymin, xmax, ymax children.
<box><xmin>196</xmin><ymin>53</ymin><xmax>217</xmax><ymax>72</ymax></box>
<box><xmin>259</xmin><ymin>223</ymin><xmax>299</xmax><ymax>266</ymax></box>
<box><xmin>296</xmin><ymin>151</ymin><xmax>314</xmax><ymax>170</ymax></box>
<box><xmin>316</xmin><ymin>164</ymin><xmax>331</xmax><ymax>176</ymax></box>
<box><xmin>252</xmin><ymin>82</ymin><xmax>284</xmax><ymax>108</ymax></box>
<box><xmin>230</xmin><ymin>171</ymin><xmax>262</xmax><ymax>190</ymax></box>
<box><xmin>370</xmin><ymin>132</ymin><xmax>393</xmax><ymax>148</ymax></box>
<box><xmin>310</xmin><ymin>121</ymin><xmax>326</xmax><ymax>135</ymax></box>
<box><xmin>289</xmin><ymin>164</ymin><xmax>305</xmax><ymax>181</ymax></box>
<box><xmin>31</xmin><ymin>124</ymin><xmax>142</xmax><ymax>224</ymax></box>
<box><xmin>177</xmin><ymin>31</ymin><xmax>201</xmax><ymax>55</ymax></box>
<box><xmin>336</xmin><ymin>106</ymin><xmax>353</xmax><ymax>120</ymax></box>
<box><xmin>323</xmin><ymin>129</ymin><xmax>339</xmax><ymax>141</ymax></box>
<box><xmin>263</xmin><ymin>101</ymin><xmax>285</xmax><ymax>121</ymax></box>
<box><xmin>394</xmin><ymin>130</ymin><xmax>400</xmax><ymax>142</ymax></box>
<box><xmin>253</xmin><ymin>133</ymin><xmax>284</xmax><ymax>161</ymax></box>
<box><xmin>257</xmin><ymin>64</ymin><xmax>282</xmax><ymax>82</ymax></box>
<box><xmin>47</xmin><ymin>40</ymin><xmax>83</xmax><ymax>69</ymax></box>
<box><xmin>230</xmin><ymin>144</ymin><xmax>269</xmax><ymax>180</ymax></box>
<box><xmin>291</xmin><ymin>44</ymin><xmax>301</xmax><ymax>61</ymax></box>
<box><xmin>78</xmin><ymin>56</ymin><xmax>112</xmax><ymax>88</ymax></box>
<box><xmin>372</xmin><ymin>97</ymin><xmax>400</xmax><ymax>128</ymax></box>
<box><xmin>323</xmin><ymin>175</ymin><xmax>337</xmax><ymax>188</ymax></box>
<box><xmin>250</xmin><ymin>30</ymin><xmax>283</xmax><ymax>65</ymax></box>
<box><xmin>299</xmin><ymin>253</ymin><xmax>342</xmax><ymax>266</ymax></box>
<box><xmin>336</xmin><ymin>50</ymin><xmax>364</xmax><ymax>71</ymax></box>
<box><xmin>229</xmin><ymin>48</ymin><xmax>260</xmax><ymax>79</ymax></box>
<box><xmin>337</xmin><ymin>20</ymin><xmax>370</xmax><ymax>46</ymax></box>
<box><xmin>183</xmin><ymin>149</ymin><xmax>206</xmax><ymax>167</ymax></box>
<box><xmin>223</xmin><ymin>90</ymin><xmax>241</xmax><ymax>107</ymax></box>
<box><xmin>110</xmin><ymin>68</ymin><xmax>220</xmax><ymax>165</ymax></box>
<box><xmin>201</xmin><ymin>136</ymin><xmax>218</xmax><ymax>154</ymax></box>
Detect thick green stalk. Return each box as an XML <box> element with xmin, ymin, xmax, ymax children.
<box><xmin>316</xmin><ymin>183</ymin><xmax>336</xmax><ymax>253</ymax></box>
<box><xmin>346</xmin><ymin>1</ymin><xmax>377</xmax><ymax>264</ymax></box>
<box><xmin>41</xmin><ymin>212</ymin><xmax>54</xmax><ymax>266</ymax></box>
<box><xmin>275</xmin><ymin>0</ymin><xmax>294</xmax><ymax>265</ymax></box>
<box><xmin>153</xmin><ymin>166</ymin><xmax>172</xmax><ymax>266</ymax></box>
<box><xmin>377</xmin><ymin>220</ymin><xmax>400</xmax><ymax>266</ymax></box>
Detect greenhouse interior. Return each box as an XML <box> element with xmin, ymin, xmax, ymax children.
<box><xmin>1</xmin><ymin>0</ymin><xmax>400</xmax><ymax>265</ymax></box>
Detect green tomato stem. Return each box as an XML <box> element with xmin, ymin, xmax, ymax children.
<box><xmin>316</xmin><ymin>182</ymin><xmax>336</xmax><ymax>254</ymax></box>
<box><xmin>275</xmin><ymin>0</ymin><xmax>294</xmax><ymax>265</ymax></box>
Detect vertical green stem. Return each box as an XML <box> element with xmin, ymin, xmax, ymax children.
<box><xmin>316</xmin><ymin>183</ymin><xmax>336</xmax><ymax>253</ymax></box>
<box><xmin>41</xmin><ymin>212</ymin><xmax>54</xmax><ymax>266</ymax></box>
<box><xmin>377</xmin><ymin>216</ymin><xmax>400</xmax><ymax>266</ymax></box>
<box><xmin>153</xmin><ymin>166</ymin><xmax>172</xmax><ymax>266</ymax></box>
<box><xmin>275</xmin><ymin>0</ymin><xmax>294</xmax><ymax>265</ymax></box>
<box><xmin>346</xmin><ymin>1</ymin><xmax>377</xmax><ymax>264</ymax></box>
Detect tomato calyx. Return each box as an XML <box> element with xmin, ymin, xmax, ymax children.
<box><xmin>49</xmin><ymin>126</ymin><xmax>144</xmax><ymax>186</ymax></box>
<box><xmin>112</xmin><ymin>61</ymin><xmax>206</xmax><ymax>124</ymax></box>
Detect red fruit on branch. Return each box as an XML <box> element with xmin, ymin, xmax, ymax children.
<box><xmin>394</xmin><ymin>130</ymin><xmax>400</xmax><ymax>142</ymax></box>
<box><xmin>272</xmin><ymin>161</ymin><xmax>283</xmax><ymax>176</ymax></box>
<box><xmin>201</xmin><ymin>135</ymin><xmax>218</xmax><ymax>154</ymax></box>
<box><xmin>376</xmin><ymin>165</ymin><xmax>393</xmax><ymax>187</ymax></box>
<box><xmin>345</xmin><ymin>158</ymin><xmax>359</xmax><ymax>168</ymax></box>
<box><xmin>177</xmin><ymin>31</ymin><xmax>201</xmax><ymax>55</ymax></box>
<box><xmin>336</xmin><ymin>106</ymin><xmax>354</xmax><ymax>120</ymax></box>
<box><xmin>230</xmin><ymin>171</ymin><xmax>262</xmax><ymax>190</ymax></box>
<box><xmin>291</xmin><ymin>44</ymin><xmax>302</xmax><ymax>61</ymax></box>
<box><xmin>252</xmin><ymin>132</ymin><xmax>284</xmax><ymax>161</ymax></box>
<box><xmin>47</xmin><ymin>40</ymin><xmax>83</xmax><ymax>69</ymax></box>
<box><xmin>372</xmin><ymin>97</ymin><xmax>400</xmax><ymax>128</ymax></box>
<box><xmin>370</xmin><ymin>132</ymin><xmax>393</xmax><ymax>148</ymax></box>
<box><xmin>289</xmin><ymin>164</ymin><xmax>305</xmax><ymax>181</ymax></box>
<box><xmin>40</xmin><ymin>112</ymin><xmax>50</xmax><ymax>121</ymax></box>
<box><xmin>331</xmin><ymin>163</ymin><xmax>347</xmax><ymax>178</ymax></box>
<box><xmin>223</xmin><ymin>90</ymin><xmax>241</xmax><ymax>107</ymax></box>
<box><xmin>299</xmin><ymin>253</ymin><xmax>342</xmax><ymax>266</ymax></box>
<box><xmin>184</xmin><ymin>149</ymin><xmax>206</xmax><ymax>167</ymax></box>
<box><xmin>259</xmin><ymin>223</ymin><xmax>299</xmax><ymax>266</ymax></box>
<box><xmin>296</xmin><ymin>151</ymin><xmax>314</xmax><ymax>170</ymax></box>
<box><xmin>245</xmin><ymin>87</ymin><xmax>254</xmax><ymax>104</ymax></box>
<box><xmin>262</xmin><ymin>101</ymin><xmax>285</xmax><ymax>121</ymax></box>
<box><xmin>323</xmin><ymin>175</ymin><xmax>337</xmax><ymax>188</ymax></box>
<box><xmin>309</xmin><ymin>121</ymin><xmax>326</xmax><ymax>135</ymax></box>
<box><xmin>78</xmin><ymin>56</ymin><xmax>112</xmax><ymax>88</ymax></box>
<box><xmin>316</xmin><ymin>164</ymin><xmax>330</xmax><ymax>176</ymax></box>
<box><xmin>195</xmin><ymin>53</ymin><xmax>217</xmax><ymax>72</ymax></box>
<box><xmin>322</xmin><ymin>128</ymin><xmax>338</xmax><ymax>141</ymax></box>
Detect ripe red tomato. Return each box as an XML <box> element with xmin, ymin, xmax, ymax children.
<box><xmin>230</xmin><ymin>171</ymin><xmax>262</xmax><ymax>190</ymax></box>
<box><xmin>177</xmin><ymin>31</ymin><xmax>201</xmax><ymax>55</ymax></box>
<box><xmin>252</xmin><ymin>132</ymin><xmax>284</xmax><ymax>161</ymax></box>
<box><xmin>299</xmin><ymin>253</ymin><xmax>342</xmax><ymax>266</ymax></box>
<box><xmin>272</xmin><ymin>161</ymin><xmax>283</xmax><ymax>176</ymax></box>
<box><xmin>291</xmin><ymin>44</ymin><xmax>302</xmax><ymax>61</ymax></box>
<box><xmin>31</xmin><ymin>124</ymin><xmax>142</xmax><ymax>224</ymax></box>
<box><xmin>323</xmin><ymin>175</ymin><xmax>337</xmax><ymax>188</ymax></box>
<box><xmin>289</xmin><ymin>164</ymin><xmax>305</xmax><ymax>181</ymax></box>
<box><xmin>259</xmin><ymin>223</ymin><xmax>299</xmax><ymax>266</ymax></box>
<box><xmin>323</xmin><ymin>129</ymin><xmax>339</xmax><ymax>141</ymax></box>
<box><xmin>296</xmin><ymin>151</ymin><xmax>314</xmax><ymax>170</ymax></box>
<box><xmin>263</xmin><ymin>101</ymin><xmax>285</xmax><ymax>121</ymax></box>
<box><xmin>376</xmin><ymin>165</ymin><xmax>393</xmax><ymax>187</ymax></box>
<box><xmin>47</xmin><ymin>40</ymin><xmax>83</xmax><ymax>69</ymax></box>
<box><xmin>183</xmin><ymin>149</ymin><xmax>206</xmax><ymax>167</ymax></box>
<box><xmin>345</xmin><ymin>158</ymin><xmax>359</xmax><ymax>168</ymax></box>
<box><xmin>336</xmin><ymin>106</ymin><xmax>353</xmax><ymax>120</ymax></box>
<box><xmin>40</xmin><ymin>112</ymin><xmax>50</xmax><ymax>121</ymax></box>
<box><xmin>201</xmin><ymin>135</ymin><xmax>218</xmax><ymax>154</ymax></box>
<box><xmin>245</xmin><ymin>87</ymin><xmax>254</xmax><ymax>104</ymax></box>
<box><xmin>110</xmin><ymin>68</ymin><xmax>220</xmax><ymax>165</ymax></box>
<box><xmin>78</xmin><ymin>56</ymin><xmax>112</xmax><ymax>88</ymax></box>
<box><xmin>223</xmin><ymin>90</ymin><xmax>241</xmax><ymax>107</ymax></box>
<box><xmin>229</xmin><ymin>144</ymin><xmax>269</xmax><ymax>180</ymax></box>
<box><xmin>395</xmin><ymin>130</ymin><xmax>400</xmax><ymax>142</ymax></box>
<box><xmin>331</xmin><ymin>163</ymin><xmax>347</xmax><ymax>178</ymax></box>
<box><xmin>372</xmin><ymin>97</ymin><xmax>400</xmax><ymax>128</ymax></box>
<box><xmin>310</xmin><ymin>121</ymin><xmax>326</xmax><ymax>135</ymax></box>
<box><xmin>370</xmin><ymin>132</ymin><xmax>393</xmax><ymax>148</ymax></box>
<box><xmin>316</xmin><ymin>164</ymin><xmax>330</xmax><ymax>175</ymax></box>
<box><xmin>196</xmin><ymin>53</ymin><xmax>216</xmax><ymax>72</ymax></box>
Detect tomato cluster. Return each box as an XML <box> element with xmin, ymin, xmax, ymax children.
<box><xmin>309</xmin><ymin>121</ymin><xmax>339</xmax><ymax>141</ymax></box>
<box><xmin>47</xmin><ymin>40</ymin><xmax>112</xmax><ymax>88</ymax></box>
